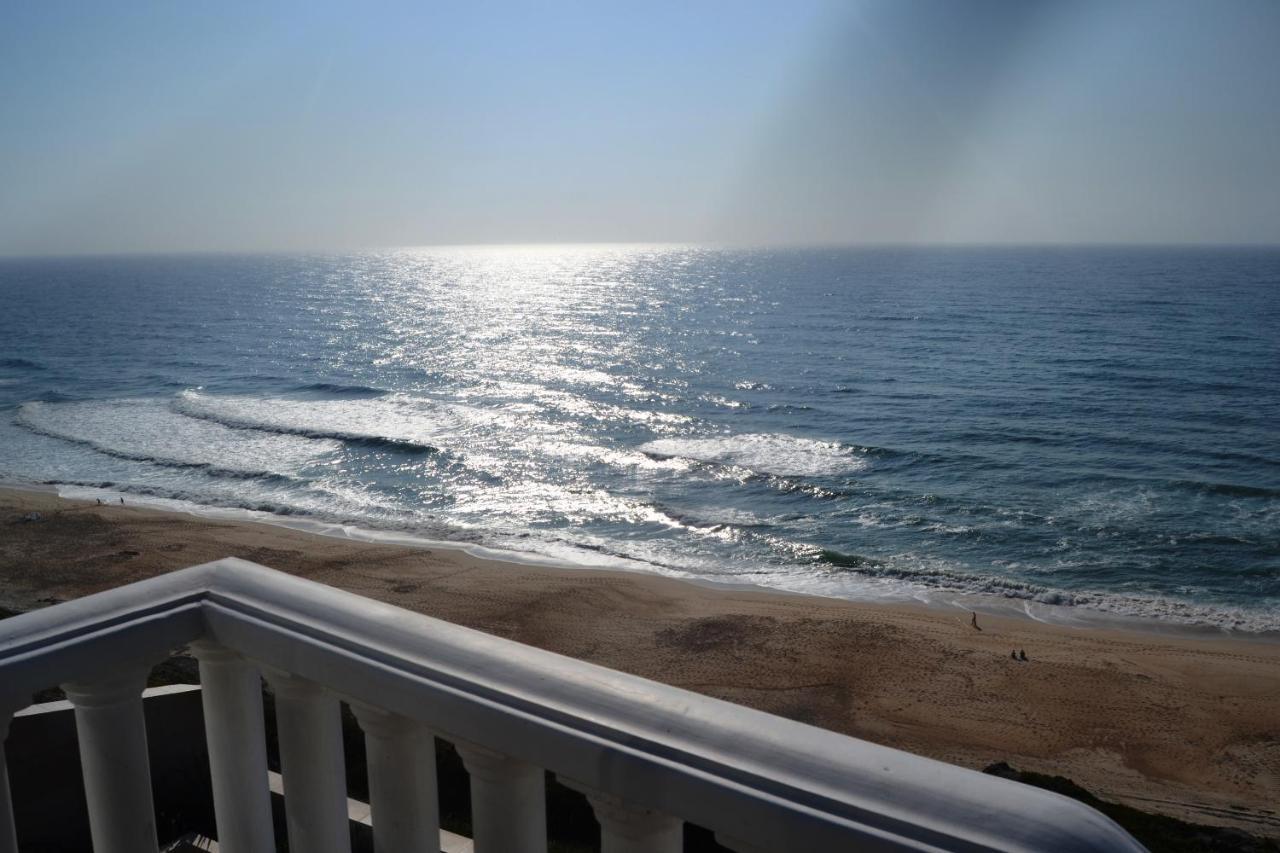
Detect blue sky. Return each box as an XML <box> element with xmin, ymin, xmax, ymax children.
<box><xmin>2</xmin><ymin>0</ymin><xmax>1277</xmax><ymax>254</ymax></box>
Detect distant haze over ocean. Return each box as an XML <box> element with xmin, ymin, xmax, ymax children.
<box><xmin>1</xmin><ymin>246</ymin><xmax>1277</xmax><ymax>632</ymax></box>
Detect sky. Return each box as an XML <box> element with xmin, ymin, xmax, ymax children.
<box><xmin>1</xmin><ymin>0</ymin><xmax>1278</xmax><ymax>255</ymax></box>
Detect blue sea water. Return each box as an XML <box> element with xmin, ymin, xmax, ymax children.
<box><xmin>1</xmin><ymin>246</ymin><xmax>1277</xmax><ymax>632</ymax></box>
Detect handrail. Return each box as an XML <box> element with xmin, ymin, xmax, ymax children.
<box><xmin>0</xmin><ymin>558</ymin><xmax>1146</xmax><ymax>852</ymax></box>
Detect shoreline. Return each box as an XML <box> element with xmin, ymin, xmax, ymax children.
<box><xmin>2</xmin><ymin>485</ymin><xmax>1278</xmax><ymax>838</ymax></box>
<box><xmin>12</xmin><ymin>478</ymin><xmax>1275</xmax><ymax>643</ymax></box>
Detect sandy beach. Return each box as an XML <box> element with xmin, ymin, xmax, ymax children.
<box><xmin>2</xmin><ymin>485</ymin><xmax>1277</xmax><ymax>839</ymax></box>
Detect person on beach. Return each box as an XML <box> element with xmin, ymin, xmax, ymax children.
<box><xmin>970</xmin><ymin>612</ymin><xmax>981</xmax><ymax>631</ymax></box>
<box><xmin>119</xmin><ymin>497</ymin><xmax>124</xmax><ymax>505</ymax></box>
<box><xmin>1019</xmin><ymin>649</ymin><xmax>1028</xmax><ymax>661</ymax></box>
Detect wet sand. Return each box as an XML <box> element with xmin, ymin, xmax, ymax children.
<box><xmin>2</xmin><ymin>486</ymin><xmax>1277</xmax><ymax>838</ymax></box>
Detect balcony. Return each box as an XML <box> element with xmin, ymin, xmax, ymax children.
<box><xmin>0</xmin><ymin>557</ymin><xmax>1144</xmax><ymax>852</ymax></box>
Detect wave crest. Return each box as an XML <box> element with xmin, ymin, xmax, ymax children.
<box><xmin>174</xmin><ymin>390</ymin><xmax>440</xmax><ymax>454</ymax></box>
<box><xmin>637</xmin><ymin>433</ymin><xmax>867</xmax><ymax>478</ymax></box>
<box><xmin>16</xmin><ymin>399</ymin><xmax>320</xmax><ymax>483</ymax></box>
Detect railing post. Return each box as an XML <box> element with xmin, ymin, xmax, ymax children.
<box><xmin>0</xmin><ymin>698</ymin><xmax>25</xmax><ymax>853</ymax></box>
<box><xmin>62</xmin><ymin>670</ymin><xmax>158</xmax><ymax>853</ymax></box>
<box><xmin>350</xmin><ymin>703</ymin><xmax>439</xmax><ymax>853</ymax></box>
<box><xmin>562</xmin><ymin>780</ymin><xmax>683</xmax><ymax>853</ymax></box>
<box><xmin>456</xmin><ymin>742</ymin><xmax>546</xmax><ymax>853</ymax></box>
<box><xmin>191</xmin><ymin>641</ymin><xmax>274</xmax><ymax>853</ymax></box>
<box><xmin>266</xmin><ymin>672</ymin><xmax>351</xmax><ymax>853</ymax></box>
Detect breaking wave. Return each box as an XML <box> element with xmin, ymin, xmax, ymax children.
<box><xmin>16</xmin><ymin>400</ymin><xmax>320</xmax><ymax>483</ymax></box>
<box><xmin>173</xmin><ymin>390</ymin><xmax>441</xmax><ymax>454</ymax></box>
<box><xmin>638</xmin><ymin>433</ymin><xmax>869</xmax><ymax>478</ymax></box>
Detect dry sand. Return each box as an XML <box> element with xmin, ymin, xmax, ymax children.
<box><xmin>2</xmin><ymin>486</ymin><xmax>1277</xmax><ymax>838</ymax></box>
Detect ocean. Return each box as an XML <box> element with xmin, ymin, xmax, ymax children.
<box><xmin>1</xmin><ymin>246</ymin><xmax>1276</xmax><ymax>632</ymax></box>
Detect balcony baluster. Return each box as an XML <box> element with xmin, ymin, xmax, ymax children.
<box><xmin>267</xmin><ymin>672</ymin><xmax>351</xmax><ymax>853</ymax></box>
<box><xmin>351</xmin><ymin>702</ymin><xmax>440</xmax><ymax>853</ymax></box>
<box><xmin>62</xmin><ymin>670</ymin><xmax>158</xmax><ymax>853</ymax></box>
<box><xmin>457</xmin><ymin>742</ymin><xmax>547</xmax><ymax>853</ymax></box>
<box><xmin>566</xmin><ymin>780</ymin><xmax>683</xmax><ymax>853</ymax></box>
<box><xmin>192</xmin><ymin>641</ymin><xmax>274</xmax><ymax>853</ymax></box>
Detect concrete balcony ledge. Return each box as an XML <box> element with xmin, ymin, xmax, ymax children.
<box><xmin>0</xmin><ymin>557</ymin><xmax>1146</xmax><ymax>852</ymax></box>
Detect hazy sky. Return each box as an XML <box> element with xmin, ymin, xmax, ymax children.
<box><xmin>2</xmin><ymin>0</ymin><xmax>1278</xmax><ymax>254</ymax></box>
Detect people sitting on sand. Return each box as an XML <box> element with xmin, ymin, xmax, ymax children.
<box><xmin>1011</xmin><ymin>650</ymin><xmax>1017</xmax><ymax>660</ymax></box>
<box><xmin>1019</xmin><ymin>649</ymin><xmax>1028</xmax><ymax>661</ymax></box>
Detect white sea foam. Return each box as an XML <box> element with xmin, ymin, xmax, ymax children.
<box><xmin>791</xmin><ymin>551</ymin><xmax>1280</xmax><ymax>634</ymax></box>
<box><xmin>479</xmin><ymin>382</ymin><xmax>691</xmax><ymax>427</ymax></box>
<box><xmin>638</xmin><ymin>433</ymin><xmax>867</xmax><ymax>477</ymax></box>
<box><xmin>17</xmin><ymin>399</ymin><xmax>329</xmax><ymax>480</ymax></box>
<box><xmin>175</xmin><ymin>390</ymin><xmax>457</xmax><ymax>452</ymax></box>
<box><xmin>530</xmin><ymin>439</ymin><xmax>689</xmax><ymax>471</ymax></box>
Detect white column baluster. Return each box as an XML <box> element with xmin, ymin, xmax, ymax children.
<box><xmin>562</xmin><ymin>780</ymin><xmax>683</xmax><ymax>853</ymax></box>
<box><xmin>266</xmin><ymin>672</ymin><xmax>351</xmax><ymax>853</ymax></box>
<box><xmin>455</xmin><ymin>742</ymin><xmax>546</xmax><ymax>853</ymax></box>
<box><xmin>191</xmin><ymin>641</ymin><xmax>274</xmax><ymax>853</ymax></box>
<box><xmin>351</xmin><ymin>702</ymin><xmax>439</xmax><ymax>853</ymax></box>
<box><xmin>62</xmin><ymin>670</ymin><xmax>158</xmax><ymax>853</ymax></box>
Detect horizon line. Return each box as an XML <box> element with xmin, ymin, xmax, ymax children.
<box><xmin>4</xmin><ymin>240</ymin><xmax>1280</xmax><ymax>261</ymax></box>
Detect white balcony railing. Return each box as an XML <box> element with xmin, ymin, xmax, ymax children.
<box><xmin>0</xmin><ymin>557</ymin><xmax>1145</xmax><ymax>853</ymax></box>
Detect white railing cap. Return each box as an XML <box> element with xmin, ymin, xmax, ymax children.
<box><xmin>0</xmin><ymin>558</ymin><xmax>1146</xmax><ymax>852</ymax></box>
